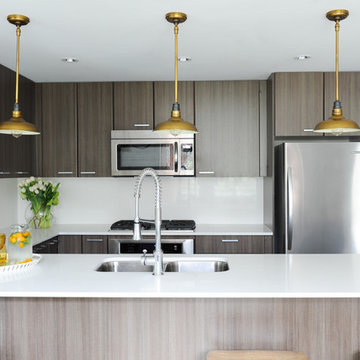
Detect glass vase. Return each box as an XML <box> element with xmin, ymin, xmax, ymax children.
<box><xmin>25</xmin><ymin>204</ymin><xmax>54</xmax><ymax>229</ymax></box>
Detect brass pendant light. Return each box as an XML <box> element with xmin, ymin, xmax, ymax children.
<box><xmin>313</xmin><ymin>9</ymin><xmax>360</xmax><ymax>135</ymax></box>
<box><xmin>154</xmin><ymin>12</ymin><xmax>198</xmax><ymax>136</ymax></box>
<box><xmin>0</xmin><ymin>15</ymin><xmax>40</xmax><ymax>138</ymax></box>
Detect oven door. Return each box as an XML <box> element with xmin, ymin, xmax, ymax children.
<box><xmin>111</xmin><ymin>139</ymin><xmax>178</xmax><ymax>176</ymax></box>
<box><xmin>108</xmin><ymin>237</ymin><xmax>194</xmax><ymax>254</ymax></box>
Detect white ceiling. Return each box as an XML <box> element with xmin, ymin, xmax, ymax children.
<box><xmin>0</xmin><ymin>0</ymin><xmax>360</xmax><ymax>82</ymax></box>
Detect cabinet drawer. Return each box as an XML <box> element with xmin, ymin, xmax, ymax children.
<box><xmin>58</xmin><ymin>235</ymin><xmax>82</xmax><ymax>254</ymax></box>
<box><xmin>82</xmin><ymin>235</ymin><xmax>107</xmax><ymax>254</ymax></box>
<box><xmin>195</xmin><ymin>235</ymin><xmax>273</xmax><ymax>254</ymax></box>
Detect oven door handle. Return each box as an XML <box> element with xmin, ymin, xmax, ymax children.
<box><xmin>174</xmin><ymin>142</ymin><xmax>179</xmax><ymax>173</ymax></box>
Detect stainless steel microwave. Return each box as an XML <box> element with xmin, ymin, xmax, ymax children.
<box><xmin>111</xmin><ymin>130</ymin><xmax>195</xmax><ymax>176</ymax></box>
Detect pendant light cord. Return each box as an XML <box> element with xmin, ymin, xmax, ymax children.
<box><xmin>174</xmin><ymin>22</ymin><xmax>179</xmax><ymax>104</ymax></box>
<box><xmin>335</xmin><ymin>20</ymin><xmax>340</xmax><ymax>102</ymax></box>
<box><xmin>15</xmin><ymin>25</ymin><xmax>21</xmax><ymax>105</ymax></box>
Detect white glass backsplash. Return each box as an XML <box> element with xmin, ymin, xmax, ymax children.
<box><xmin>16</xmin><ymin>177</ymin><xmax>264</xmax><ymax>225</ymax></box>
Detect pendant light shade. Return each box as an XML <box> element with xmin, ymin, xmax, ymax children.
<box><xmin>154</xmin><ymin>12</ymin><xmax>198</xmax><ymax>136</ymax></box>
<box><xmin>0</xmin><ymin>14</ymin><xmax>40</xmax><ymax>138</ymax></box>
<box><xmin>313</xmin><ymin>9</ymin><xmax>360</xmax><ymax>135</ymax></box>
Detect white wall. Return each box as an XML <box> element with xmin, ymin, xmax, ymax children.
<box><xmin>17</xmin><ymin>177</ymin><xmax>264</xmax><ymax>225</ymax></box>
<box><xmin>0</xmin><ymin>179</ymin><xmax>18</xmax><ymax>228</ymax></box>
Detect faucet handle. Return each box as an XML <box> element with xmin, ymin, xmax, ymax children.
<box><xmin>141</xmin><ymin>249</ymin><xmax>148</xmax><ymax>265</ymax></box>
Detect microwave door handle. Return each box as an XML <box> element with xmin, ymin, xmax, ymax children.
<box><xmin>174</xmin><ymin>142</ymin><xmax>179</xmax><ymax>173</ymax></box>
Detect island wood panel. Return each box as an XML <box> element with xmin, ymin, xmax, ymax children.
<box><xmin>77</xmin><ymin>82</ymin><xmax>113</xmax><ymax>177</ymax></box>
<box><xmin>324</xmin><ymin>72</ymin><xmax>360</xmax><ymax>137</ymax></box>
<box><xmin>274</xmin><ymin>73</ymin><xmax>324</xmax><ymax>137</ymax></box>
<box><xmin>114</xmin><ymin>82</ymin><xmax>154</xmax><ymax>130</ymax></box>
<box><xmin>2</xmin><ymin>298</ymin><xmax>359</xmax><ymax>360</ymax></box>
<box><xmin>294</xmin><ymin>299</ymin><xmax>359</xmax><ymax>360</ymax></box>
<box><xmin>41</xmin><ymin>83</ymin><xmax>77</xmax><ymax>177</ymax></box>
<box><xmin>195</xmin><ymin>81</ymin><xmax>260</xmax><ymax>177</ymax></box>
<box><xmin>81</xmin><ymin>235</ymin><xmax>107</xmax><ymax>253</ymax></box>
<box><xmin>58</xmin><ymin>235</ymin><xmax>82</xmax><ymax>254</ymax></box>
<box><xmin>154</xmin><ymin>81</ymin><xmax>194</xmax><ymax>127</ymax></box>
<box><xmin>195</xmin><ymin>236</ymin><xmax>272</xmax><ymax>254</ymax></box>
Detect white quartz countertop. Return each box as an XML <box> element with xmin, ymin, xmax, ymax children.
<box><xmin>23</xmin><ymin>224</ymin><xmax>273</xmax><ymax>246</ymax></box>
<box><xmin>1</xmin><ymin>254</ymin><xmax>360</xmax><ymax>298</ymax></box>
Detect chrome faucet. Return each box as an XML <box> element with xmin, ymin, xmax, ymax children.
<box><xmin>133</xmin><ymin>168</ymin><xmax>163</xmax><ymax>275</ymax></box>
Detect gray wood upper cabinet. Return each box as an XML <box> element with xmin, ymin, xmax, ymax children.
<box><xmin>154</xmin><ymin>81</ymin><xmax>194</xmax><ymax>127</ymax></box>
<box><xmin>114</xmin><ymin>82</ymin><xmax>153</xmax><ymax>130</ymax></box>
<box><xmin>273</xmin><ymin>72</ymin><xmax>324</xmax><ymax>136</ymax></box>
<box><xmin>195</xmin><ymin>81</ymin><xmax>260</xmax><ymax>177</ymax></box>
<box><xmin>324</xmin><ymin>72</ymin><xmax>360</xmax><ymax>137</ymax></box>
<box><xmin>77</xmin><ymin>83</ymin><xmax>113</xmax><ymax>177</ymax></box>
<box><xmin>41</xmin><ymin>83</ymin><xmax>77</xmax><ymax>177</ymax></box>
<box><xmin>0</xmin><ymin>66</ymin><xmax>35</xmax><ymax>178</ymax></box>
<box><xmin>195</xmin><ymin>235</ymin><xmax>273</xmax><ymax>254</ymax></box>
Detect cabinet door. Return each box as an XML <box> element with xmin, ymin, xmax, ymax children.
<box><xmin>58</xmin><ymin>235</ymin><xmax>82</xmax><ymax>254</ymax></box>
<box><xmin>274</xmin><ymin>73</ymin><xmax>323</xmax><ymax>136</ymax></box>
<box><xmin>9</xmin><ymin>75</ymin><xmax>36</xmax><ymax>177</ymax></box>
<box><xmin>195</xmin><ymin>81</ymin><xmax>259</xmax><ymax>177</ymax></box>
<box><xmin>41</xmin><ymin>83</ymin><xmax>77</xmax><ymax>177</ymax></box>
<box><xmin>195</xmin><ymin>235</ymin><xmax>272</xmax><ymax>254</ymax></box>
<box><xmin>114</xmin><ymin>82</ymin><xmax>153</xmax><ymax>130</ymax></box>
<box><xmin>78</xmin><ymin>83</ymin><xmax>113</xmax><ymax>177</ymax></box>
<box><xmin>82</xmin><ymin>235</ymin><xmax>107</xmax><ymax>254</ymax></box>
<box><xmin>0</xmin><ymin>65</ymin><xmax>15</xmax><ymax>177</ymax></box>
<box><xmin>324</xmin><ymin>72</ymin><xmax>360</xmax><ymax>137</ymax></box>
<box><xmin>154</xmin><ymin>81</ymin><xmax>194</xmax><ymax>127</ymax></box>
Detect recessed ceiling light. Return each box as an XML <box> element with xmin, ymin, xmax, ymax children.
<box><xmin>296</xmin><ymin>55</ymin><xmax>311</xmax><ymax>60</ymax></box>
<box><xmin>178</xmin><ymin>57</ymin><xmax>192</xmax><ymax>62</ymax></box>
<box><xmin>61</xmin><ymin>58</ymin><xmax>79</xmax><ymax>63</ymax></box>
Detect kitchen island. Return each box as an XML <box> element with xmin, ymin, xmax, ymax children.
<box><xmin>0</xmin><ymin>254</ymin><xmax>359</xmax><ymax>360</ymax></box>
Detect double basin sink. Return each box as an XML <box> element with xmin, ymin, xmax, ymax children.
<box><xmin>96</xmin><ymin>257</ymin><xmax>229</xmax><ymax>273</ymax></box>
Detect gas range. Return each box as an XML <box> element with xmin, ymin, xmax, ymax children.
<box><xmin>110</xmin><ymin>219</ymin><xmax>196</xmax><ymax>231</ymax></box>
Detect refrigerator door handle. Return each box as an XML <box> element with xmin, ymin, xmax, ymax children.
<box><xmin>287</xmin><ymin>167</ymin><xmax>294</xmax><ymax>251</ymax></box>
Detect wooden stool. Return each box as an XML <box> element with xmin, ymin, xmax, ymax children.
<box><xmin>207</xmin><ymin>351</ymin><xmax>309</xmax><ymax>360</ymax></box>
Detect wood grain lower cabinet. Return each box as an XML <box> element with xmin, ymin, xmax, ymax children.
<box><xmin>195</xmin><ymin>81</ymin><xmax>260</xmax><ymax>177</ymax></box>
<box><xmin>82</xmin><ymin>235</ymin><xmax>107</xmax><ymax>254</ymax></box>
<box><xmin>41</xmin><ymin>83</ymin><xmax>77</xmax><ymax>177</ymax></box>
<box><xmin>77</xmin><ymin>83</ymin><xmax>113</xmax><ymax>177</ymax></box>
<box><xmin>195</xmin><ymin>236</ymin><xmax>273</xmax><ymax>254</ymax></box>
<box><xmin>114</xmin><ymin>82</ymin><xmax>153</xmax><ymax>130</ymax></box>
<box><xmin>154</xmin><ymin>81</ymin><xmax>194</xmax><ymax>127</ymax></box>
<box><xmin>273</xmin><ymin>72</ymin><xmax>324</xmax><ymax>136</ymax></box>
<box><xmin>58</xmin><ymin>235</ymin><xmax>82</xmax><ymax>254</ymax></box>
<box><xmin>33</xmin><ymin>237</ymin><xmax>59</xmax><ymax>254</ymax></box>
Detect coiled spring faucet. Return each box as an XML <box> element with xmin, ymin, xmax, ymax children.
<box><xmin>133</xmin><ymin>168</ymin><xmax>163</xmax><ymax>275</ymax></box>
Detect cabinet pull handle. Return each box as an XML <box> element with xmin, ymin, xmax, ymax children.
<box><xmin>80</xmin><ymin>171</ymin><xmax>96</xmax><ymax>175</ymax></box>
<box><xmin>303</xmin><ymin>129</ymin><xmax>314</xmax><ymax>132</ymax></box>
<box><xmin>57</xmin><ymin>171</ymin><xmax>73</xmax><ymax>175</ymax></box>
<box><xmin>86</xmin><ymin>238</ymin><xmax>104</xmax><ymax>242</ymax></box>
<box><xmin>221</xmin><ymin>239</ymin><xmax>239</xmax><ymax>243</ymax></box>
<box><xmin>0</xmin><ymin>172</ymin><xmax>11</xmax><ymax>175</ymax></box>
<box><xmin>16</xmin><ymin>171</ymin><xmax>29</xmax><ymax>175</ymax></box>
<box><xmin>134</xmin><ymin>123</ymin><xmax>150</xmax><ymax>127</ymax></box>
<box><xmin>198</xmin><ymin>171</ymin><xmax>215</xmax><ymax>175</ymax></box>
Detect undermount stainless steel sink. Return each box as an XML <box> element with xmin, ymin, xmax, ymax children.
<box><xmin>95</xmin><ymin>258</ymin><xmax>229</xmax><ymax>273</ymax></box>
<box><xmin>164</xmin><ymin>260</ymin><xmax>229</xmax><ymax>273</ymax></box>
<box><xmin>96</xmin><ymin>260</ymin><xmax>153</xmax><ymax>272</ymax></box>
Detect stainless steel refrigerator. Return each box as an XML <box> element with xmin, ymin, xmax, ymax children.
<box><xmin>275</xmin><ymin>142</ymin><xmax>360</xmax><ymax>253</ymax></box>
